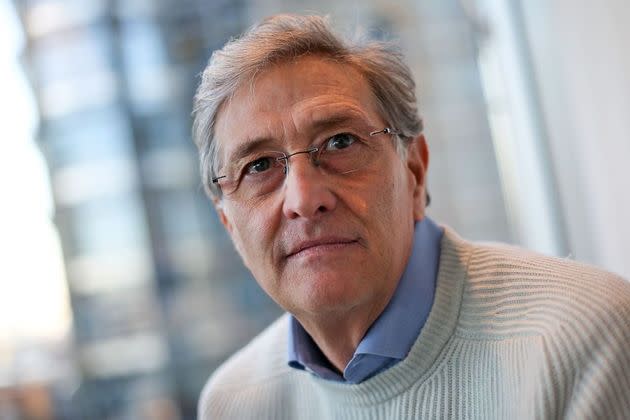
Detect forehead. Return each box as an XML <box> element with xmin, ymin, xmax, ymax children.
<box><xmin>214</xmin><ymin>55</ymin><xmax>381</xmax><ymax>156</ymax></box>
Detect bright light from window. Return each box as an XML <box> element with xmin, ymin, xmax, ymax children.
<box><xmin>0</xmin><ymin>0</ymin><xmax>72</xmax><ymax>343</ymax></box>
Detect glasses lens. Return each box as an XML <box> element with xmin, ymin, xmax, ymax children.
<box><xmin>317</xmin><ymin>134</ymin><xmax>379</xmax><ymax>174</ymax></box>
<box><xmin>217</xmin><ymin>130</ymin><xmax>390</xmax><ymax>199</ymax></box>
<box><xmin>220</xmin><ymin>151</ymin><xmax>286</xmax><ymax>198</ymax></box>
<box><xmin>214</xmin><ymin>177</ymin><xmax>238</xmax><ymax>196</ymax></box>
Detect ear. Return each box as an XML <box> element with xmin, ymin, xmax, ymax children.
<box><xmin>212</xmin><ymin>196</ymin><xmax>233</xmax><ymax>234</ymax></box>
<box><xmin>405</xmin><ymin>134</ymin><xmax>429</xmax><ymax>221</ymax></box>
<box><xmin>212</xmin><ymin>197</ymin><xmax>249</xmax><ymax>267</ymax></box>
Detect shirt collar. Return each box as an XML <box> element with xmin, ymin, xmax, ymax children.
<box><xmin>287</xmin><ymin>217</ymin><xmax>443</xmax><ymax>383</ymax></box>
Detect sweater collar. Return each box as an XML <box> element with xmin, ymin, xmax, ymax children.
<box><xmin>287</xmin><ymin>217</ymin><xmax>443</xmax><ymax>383</ymax></box>
<box><xmin>293</xmin><ymin>226</ymin><xmax>470</xmax><ymax>405</ymax></box>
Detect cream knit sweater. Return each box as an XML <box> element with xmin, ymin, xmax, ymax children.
<box><xmin>199</xmin><ymin>228</ymin><xmax>630</xmax><ymax>419</ymax></box>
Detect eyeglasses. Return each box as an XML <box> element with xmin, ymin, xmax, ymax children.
<box><xmin>212</xmin><ymin>127</ymin><xmax>400</xmax><ymax>200</ymax></box>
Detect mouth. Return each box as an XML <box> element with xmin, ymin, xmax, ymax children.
<box><xmin>285</xmin><ymin>237</ymin><xmax>360</xmax><ymax>259</ymax></box>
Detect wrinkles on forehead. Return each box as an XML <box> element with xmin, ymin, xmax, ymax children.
<box><xmin>224</xmin><ymin>105</ymin><xmax>381</xmax><ymax>167</ymax></box>
<box><xmin>213</xmin><ymin>56</ymin><xmax>383</xmax><ymax>168</ymax></box>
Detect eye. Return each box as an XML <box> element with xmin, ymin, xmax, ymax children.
<box><xmin>244</xmin><ymin>157</ymin><xmax>275</xmax><ymax>175</ymax></box>
<box><xmin>324</xmin><ymin>133</ymin><xmax>357</xmax><ymax>151</ymax></box>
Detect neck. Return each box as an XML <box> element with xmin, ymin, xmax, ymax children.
<box><xmin>294</xmin><ymin>295</ymin><xmax>392</xmax><ymax>374</ymax></box>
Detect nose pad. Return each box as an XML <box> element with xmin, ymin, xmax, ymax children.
<box><xmin>281</xmin><ymin>151</ymin><xmax>336</xmax><ymax>219</ymax></box>
<box><xmin>281</xmin><ymin>147</ymin><xmax>319</xmax><ymax>177</ymax></box>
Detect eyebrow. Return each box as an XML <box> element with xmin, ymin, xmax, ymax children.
<box><xmin>308</xmin><ymin>110</ymin><xmax>374</xmax><ymax>134</ymax></box>
<box><xmin>310</xmin><ymin>114</ymin><xmax>360</xmax><ymax>131</ymax></box>
<box><xmin>227</xmin><ymin>137</ymin><xmax>276</xmax><ymax>164</ymax></box>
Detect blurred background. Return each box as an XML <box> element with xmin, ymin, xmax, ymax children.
<box><xmin>1</xmin><ymin>0</ymin><xmax>628</xmax><ymax>418</ymax></box>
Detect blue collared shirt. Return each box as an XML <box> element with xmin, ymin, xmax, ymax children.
<box><xmin>287</xmin><ymin>217</ymin><xmax>443</xmax><ymax>383</ymax></box>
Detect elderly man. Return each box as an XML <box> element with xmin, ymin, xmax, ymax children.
<box><xmin>192</xmin><ymin>14</ymin><xmax>630</xmax><ymax>419</ymax></box>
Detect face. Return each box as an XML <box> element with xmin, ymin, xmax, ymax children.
<box><xmin>213</xmin><ymin>55</ymin><xmax>429</xmax><ymax>320</ymax></box>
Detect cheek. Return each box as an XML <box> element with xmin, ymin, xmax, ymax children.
<box><xmin>227</xmin><ymin>204</ymin><xmax>278</xmax><ymax>272</ymax></box>
<box><xmin>374</xmin><ymin>168</ymin><xmax>414</xmax><ymax>233</ymax></box>
<box><xmin>376</xmin><ymin>161</ymin><xmax>404</xmax><ymax>200</ymax></box>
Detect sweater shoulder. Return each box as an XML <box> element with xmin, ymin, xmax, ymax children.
<box><xmin>466</xmin><ymin>240</ymin><xmax>629</xmax><ymax>294</ymax></box>
<box><xmin>201</xmin><ymin>313</ymin><xmax>292</xmax><ymax>390</ymax></box>
<box><xmin>198</xmin><ymin>314</ymin><xmax>297</xmax><ymax>417</ymax></box>
<box><xmin>454</xmin><ymin>238</ymin><xmax>630</xmax><ymax>339</ymax></box>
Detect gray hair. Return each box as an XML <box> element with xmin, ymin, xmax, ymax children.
<box><xmin>192</xmin><ymin>14</ymin><xmax>423</xmax><ymax>198</ymax></box>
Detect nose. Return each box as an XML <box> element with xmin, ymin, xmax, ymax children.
<box><xmin>281</xmin><ymin>153</ymin><xmax>337</xmax><ymax>220</ymax></box>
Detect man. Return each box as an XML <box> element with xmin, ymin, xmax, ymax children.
<box><xmin>192</xmin><ymin>14</ymin><xmax>630</xmax><ymax>419</ymax></box>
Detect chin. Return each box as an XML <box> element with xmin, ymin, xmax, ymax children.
<box><xmin>286</xmin><ymin>272</ymin><xmax>370</xmax><ymax>315</ymax></box>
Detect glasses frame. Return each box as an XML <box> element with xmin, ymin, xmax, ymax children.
<box><xmin>211</xmin><ymin>127</ymin><xmax>400</xmax><ymax>196</ymax></box>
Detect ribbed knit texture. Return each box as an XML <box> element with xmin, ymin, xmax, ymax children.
<box><xmin>199</xmin><ymin>227</ymin><xmax>630</xmax><ymax>419</ymax></box>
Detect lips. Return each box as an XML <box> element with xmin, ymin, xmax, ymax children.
<box><xmin>285</xmin><ymin>237</ymin><xmax>359</xmax><ymax>259</ymax></box>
